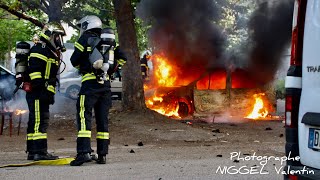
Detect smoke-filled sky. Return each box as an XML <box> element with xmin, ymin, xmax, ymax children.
<box><xmin>136</xmin><ymin>0</ymin><xmax>226</xmax><ymax>81</ymax></box>
<box><xmin>246</xmin><ymin>0</ymin><xmax>294</xmax><ymax>84</ymax></box>
<box><xmin>136</xmin><ymin>0</ymin><xmax>294</xmax><ymax>85</ymax></box>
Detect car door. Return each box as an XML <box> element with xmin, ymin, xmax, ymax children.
<box><xmin>298</xmin><ymin>0</ymin><xmax>320</xmax><ymax>169</ymax></box>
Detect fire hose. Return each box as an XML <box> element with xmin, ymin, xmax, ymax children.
<box><xmin>0</xmin><ymin>154</ymin><xmax>99</xmax><ymax>168</ymax></box>
<box><xmin>0</xmin><ymin>158</ymin><xmax>74</xmax><ymax>168</ymax></box>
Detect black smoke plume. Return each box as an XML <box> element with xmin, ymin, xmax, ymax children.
<box><xmin>137</xmin><ymin>0</ymin><xmax>295</xmax><ymax>86</ymax></box>
<box><xmin>246</xmin><ymin>0</ymin><xmax>294</xmax><ymax>84</ymax></box>
<box><xmin>136</xmin><ymin>0</ymin><xmax>226</xmax><ymax>80</ymax></box>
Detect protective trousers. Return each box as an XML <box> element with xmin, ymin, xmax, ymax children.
<box><xmin>26</xmin><ymin>92</ymin><xmax>49</xmax><ymax>154</ymax></box>
<box><xmin>76</xmin><ymin>90</ymin><xmax>111</xmax><ymax>155</ymax></box>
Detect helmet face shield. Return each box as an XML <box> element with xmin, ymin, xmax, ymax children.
<box><xmin>41</xmin><ymin>22</ymin><xmax>66</xmax><ymax>52</ymax></box>
<box><xmin>53</xmin><ymin>34</ymin><xmax>66</xmax><ymax>52</ymax></box>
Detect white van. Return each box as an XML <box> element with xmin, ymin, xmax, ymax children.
<box><xmin>285</xmin><ymin>0</ymin><xmax>320</xmax><ymax>179</ymax></box>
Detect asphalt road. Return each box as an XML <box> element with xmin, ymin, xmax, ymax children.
<box><xmin>0</xmin><ymin>145</ymin><xmax>285</xmax><ymax>180</ymax></box>
<box><xmin>0</xmin><ymin>98</ymin><xmax>288</xmax><ymax>180</ymax></box>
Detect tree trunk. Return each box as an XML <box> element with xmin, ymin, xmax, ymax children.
<box><xmin>47</xmin><ymin>0</ymin><xmax>63</xmax><ymax>22</ymax></box>
<box><xmin>113</xmin><ymin>0</ymin><xmax>146</xmax><ymax>110</ymax></box>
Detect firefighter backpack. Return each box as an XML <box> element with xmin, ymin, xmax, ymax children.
<box><xmin>15</xmin><ymin>41</ymin><xmax>31</xmax><ymax>92</ymax></box>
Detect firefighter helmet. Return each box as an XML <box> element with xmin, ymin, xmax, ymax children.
<box><xmin>77</xmin><ymin>15</ymin><xmax>102</xmax><ymax>35</ymax></box>
<box><xmin>142</xmin><ymin>50</ymin><xmax>151</xmax><ymax>59</ymax></box>
<box><xmin>40</xmin><ymin>22</ymin><xmax>66</xmax><ymax>52</ymax></box>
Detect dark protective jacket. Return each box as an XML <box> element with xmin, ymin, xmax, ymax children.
<box><xmin>70</xmin><ymin>31</ymin><xmax>127</xmax><ymax>94</ymax></box>
<box><xmin>140</xmin><ymin>56</ymin><xmax>149</xmax><ymax>76</ymax></box>
<box><xmin>70</xmin><ymin>31</ymin><xmax>96</xmax><ymax>75</ymax></box>
<box><xmin>27</xmin><ymin>42</ymin><xmax>60</xmax><ymax>95</ymax></box>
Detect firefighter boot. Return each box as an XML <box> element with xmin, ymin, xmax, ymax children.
<box><xmin>70</xmin><ymin>153</ymin><xmax>92</xmax><ymax>166</ymax></box>
<box><xmin>34</xmin><ymin>152</ymin><xmax>59</xmax><ymax>161</ymax></box>
<box><xmin>96</xmin><ymin>155</ymin><xmax>106</xmax><ymax>164</ymax></box>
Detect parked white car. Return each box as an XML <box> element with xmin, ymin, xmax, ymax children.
<box><xmin>59</xmin><ymin>70</ymin><xmax>122</xmax><ymax>100</ymax></box>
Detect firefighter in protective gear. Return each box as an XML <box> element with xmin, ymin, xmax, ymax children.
<box><xmin>140</xmin><ymin>51</ymin><xmax>151</xmax><ymax>81</ymax></box>
<box><xmin>26</xmin><ymin>22</ymin><xmax>66</xmax><ymax>161</ymax></box>
<box><xmin>70</xmin><ymin>15</ymin><xmax>126</xmax><ymax>166</ymax></box>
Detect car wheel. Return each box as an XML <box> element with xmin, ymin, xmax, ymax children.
<box><xmin>111</xmin><ymin>92</ymin><xmax>122</xmax><ymax>100</ymax></box>
<box><xmin>66</xmin><ymin>85</ymin><xmax>80</xmax><ymax>100</ymax></box>
<box><xmin>116</xmin><ymin>92</ymin><xmax>122</xmax><ymax>100</ymax></box>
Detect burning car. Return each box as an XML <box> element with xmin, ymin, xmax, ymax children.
<box><xmin>144</xmin><ymin>54</ymin><xmax>275</xmax><ymax>119</ymax></box>
<box><xmin>145</xmin><ymin>85</ymin><xmax>194</xmax><ymax>118</ymax></box>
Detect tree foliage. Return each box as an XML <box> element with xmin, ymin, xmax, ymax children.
<box><xmin>0</xmin><ymin>9</ymin><xmax>36</xmax><ymax>65</ymax></box>
<box><xmin>218</xmin><ymin>0</ymin><xmax>257</xmax><ymax>56</ymax></box>
<box><xmin>0</xmin><ymin>0</ymin><xmax>114</xmax><ymax>27</ymax></box>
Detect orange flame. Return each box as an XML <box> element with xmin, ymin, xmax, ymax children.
<box><xmin>152</xmin><ymin>103</ymin><xmax>180</xmax><ymax>118</ymax></box>
<box><xmin>153</xmin><ymin>54</ymin><xmax>178</xmax><ymax>87</ymax></box>
<box><xmin>15</xmin><ymin>109</ymin><xmax>28</xmax><ymax>115</ymax></box>
<box><xmin>150</xmin><ymin>54</ymin><xmax>197</xmax><ymax>87</ymax></box>
<box><xmin>245</xmin><ymin>93</ymin><xmax>268</xmax><ymax>119</ymax></box>
<box><xmin>144</xmin><ymin>54</ymin><xmax>186</xmax><ymax>118</ymax></box>
<box><xmin>154</xmin><ymin>104</ymin><xmax>180</xmax><ymax>118</ymax></box>
<box><xmin>146</xmin><ymin>96</ymin><xmax>163</xmax><ymax>106</ymax></box>
<box><xmin>146</xmin><ymin>95</ymin><xmax>180</xmax><ymax>118</ymax></box>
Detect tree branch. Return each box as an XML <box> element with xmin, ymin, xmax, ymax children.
<box><xmin>0</xmin><ymin>4</ymin><xmax>44</xmax><ymax>28</ymax></box>
<box><xmin>20</xmin><ymin>0</ymin><xmax>48</xmax><ymax>14</ymax></box>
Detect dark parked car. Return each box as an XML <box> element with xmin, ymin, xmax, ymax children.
<box><xmin>0</xmin><ymin>65</ymin><xmax>16</xmax><ymax>101</ymax></box>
